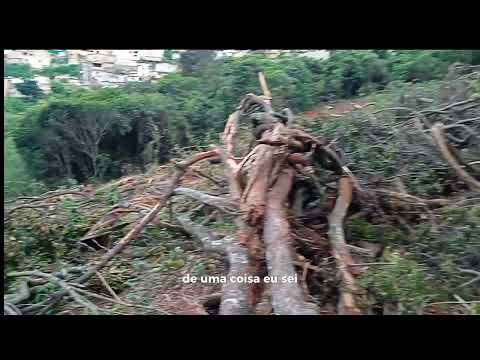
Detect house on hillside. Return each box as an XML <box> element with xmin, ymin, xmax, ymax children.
<box><xmin>136</xmin><ymin>51</ymin><xmax>178</xmax><ymax>80</ymax></box>
<box><xmin>4</xmin><ymin>50</ymin><xmax>30</xmax><ymax>65</ymax></box>
<box><xmin>216</xmin><ymin>50</ymin><xmax>251</xmax><ymax>58</ymax></box>
<box><xmin>86</xmin><ymin>50</ymin><xmax>116</xmax><ymax>69</ymax></box>
<box><xmin>251</xmin><ymin>50</ymin><xmax>282</xmax><ymax>58</ymax></box>
<box><xmin>89</xmin><ymin>68</ymin><xmax>129</xmax><ymax>85</ymax></box>
<box><xmin>112</xmin><ymin>50</ymin><xmax>140</xmax><ymax>66</ymax></box>
<box><xmin>138</xmin><ymin>50</ymin><xmax>165</xmax><ymax>63</ymax></box>
<box><xmin>4</xmin><ymin>50</ymin><xmax>52</xmax><ymax>68</ymax></box>
<box><xmin>66</xmin><ymin>50</ymin><xmax>89</xmax><ymax>65</ymax></box>
<box><xmin>296</xmin><ymin>50</ymin><xmax>330</xmax><ymax>60</ymax></box>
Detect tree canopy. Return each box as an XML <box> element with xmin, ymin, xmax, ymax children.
<box><xmin>7</xmin><ymin>49</ymin><xmax>480</xmax><ymax>188</ymax></box>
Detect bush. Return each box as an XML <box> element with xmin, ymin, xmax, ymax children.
<box><xmin>36</xmin><ymin>64</ymin><xmax>80</xmax><ymax>79</ymax></box>
<box><xmin>4</xmin><ymin>98</ymin><xmax>32</xmax><ymax>114</ymax></box>
<box><xmin>5</xmin><ymin>63</ymin><xmax>33</xmax><ymax>79</ymax></box>
<box><xmin>359</xmin><ymin>251</ymin><xmax>436</xmax><ymax>314</ymax></box>
<box><xmin>16</xmin><ymin>80</ymin><xmax>44</xmax><ymax>99</ymax></box>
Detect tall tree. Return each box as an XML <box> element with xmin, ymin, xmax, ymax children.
<box><xmin>179</xmin><ymin>50</ymin><xmax>216</xmax><ymax>76</ymax></box>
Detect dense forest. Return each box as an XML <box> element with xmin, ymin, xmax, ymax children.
<box><xmin>4</xmin><ymin>50</ymin><xmax>480</xmax><ymax>315</ymax></box>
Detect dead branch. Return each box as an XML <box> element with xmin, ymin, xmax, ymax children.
<box><xmin>221</xmin><ymin>111</ymin><xmax>241</xmax><ymax>156</ymax></box>
<box><xmin>431</xmin><ymin>123</ymin><xmax>480</xmax><ymax>192</ymax></box>
<box><xmin>4</xmin><ymin>280</ymin><xmax>31</xmax><ymax>305</ymax></box>
<box><xmin>7</xmin><ymin>189</ymin><xmax>90</xmax><ymax>203</ymax></box>
<box><xmin>192</xmin><ymin>168</ymin><xmax>224</xmax><ymax>187</ymax></box>
<box><xmin>96</xmin><ymin>271</ymin><xmax>123</xmax><ymax>303</ymax></box>
<box><xmin>282</xmin><ymin>108</ymin><xmax>294</xmax><ymax>127</ymax></box>
<box><xmin>457</xmin><ymin>268</ymin><xmax>480</xmax><ymax>288</ymax></box>
<box><xmin>176</xmin><ymin>214</ymin><xmax>251</xmax><ymax>315</ymax></box>
<box><xmin>173</xmin><ymin>187</ymin><xmax>238</xmax><ymax>214</ymax></box>
<box><xmin>4</xmin><ymin>303</ymin><xmax>22</xmax><ymax>315</ymax></box>
<box><xmin>258</xmin><ymin>72</ymin><xmax>272</xmax><ymax>99</ymax></box>
<box><xmin>151</xmin><ymin>219</ymin><xmax>191</xmax><ymax>236</ymax></box>
<box><xmin>72</xmin><ymin>286</ymin><xmax>169</xmax><ymax>314</ymax></box>
<box><xmin>373</xmin><ymin>189</ymin><xmax>450</xmax><ymax>207</ymax></box>
<box><xmin>328</xmin><ymin>177</ymin><xmax>362</xmax><ymax>315</ymax></box>
<box><xmin>8</xmin><ymin>271</ymin><xmax>99</xmax><ymax>314</ymax></box>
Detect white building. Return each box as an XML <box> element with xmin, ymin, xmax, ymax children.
<box><xmin>28</xmin><ymin>50</ymin><xmax>51</xmax><ymax>69</ymax></box>
<box><xmin>154</xmin><ymin>62</ymin><xmax>177</xmax><ymax>74</ymax></box>
<box><xmin>216</xmin><ymin>50</ymin><xmax>251</xmax><ymax>58</ymax></box>
<box><xmin>33</xmin><ymin>75</ymin><xmax>51</xmax><ymax>94</ymax></box>
<box><xmin>87</xmin><ymin>51</ymin><xmax>116</xmax><ymax>68</ymax></box>
<box><xmin>66</xmin><ymin>50</ymin><xmax>89</xmax><ymax>65</ymax></box>
<box><xmin>296</xmin><ymin>50</ymin><xmax>330</xmax><ymax>60</ymax></box>
<box><xmin>139</xmin><ymin>50</ymin><xmax>165</xmax><ymax>62</ymax></box>
<box><xmin>6</xmin><ymin>49</ymin><xmax>183</xmax><ymax>88</ymax></box>
<box><xmin>4</xmin><ymin>50</ymin><xmax>52</xmax><ymax>68</ymax></box>
<box><xmin>112</xmin><ymin>50</ymin><xmax>140</xmax><ymax>66</ymax></box>
<box><xmin>89</xmin><ymin>68</ymin><xmax>129</xmax><ymax>84</ymax></box>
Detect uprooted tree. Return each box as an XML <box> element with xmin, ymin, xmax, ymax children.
<box><xmin>5</xmin><ymin>72</ymin><xmax>479</xmax><ymax>315</ymax></box>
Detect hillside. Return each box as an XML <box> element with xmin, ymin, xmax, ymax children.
<box><xmin>4</xmin><ymin>51</ymin><xmax>480</xmax><ymax>316</ymax></box>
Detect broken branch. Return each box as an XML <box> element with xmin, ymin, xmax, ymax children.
<box><xmin>431</xmin><ymin>123</ymin><xmax>480</xmax><ymax>192</ymax></box>
<box><xmin>328</xmin><ymin>177</ymin><xmax>362</xmax><ymax>315</ymax></box>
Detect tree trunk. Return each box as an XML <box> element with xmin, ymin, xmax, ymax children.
<box><xmin>263</xmin><ymin>167</ymin><xmax>318</xmax><ymax>315</ymax></box>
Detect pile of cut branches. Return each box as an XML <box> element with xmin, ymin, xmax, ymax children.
<box><xmin>4</xmin><ymin>71</ymin><xmax>479</xmax><ymax>315</ymax></box>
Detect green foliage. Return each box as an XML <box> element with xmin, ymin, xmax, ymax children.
<box><xmin>209</xmin><ymin>218</ymin><xmax>236</xmax><ymax>233</ymax></box>
<box><xmin>10</xmin><ymin>50</ymin><xmax>478</xmax><ymax>188</ymax></box>
<box><xmin>50</xmin><ymin>80</ymin><xmax>75</xmax><ymax>96</ymax></box>
<box><xmin>163</xmin><ymin>49</ymin><xmax>173</xmax><ymax>62</ymax></box>
<box><xmin>5</xmin><ymin>63</ymin><xmax>33</xmax><ymax>79</ymax></box>
<box><xmin>51</xmin><ymin>58</ymin><xmax>68</xmax><ymax>65</ymax></box>
<box><xmin>94</xmin><ymin>185</ymin><xmax>122</xmax><ymax>207</ymax></box>
<box><xmin>16</xmin><ymin>80</ymin><xmax>44</xmax><ymax>99</ymax></box>
<box><xmin>412</xmin><ymin>207</ymin><xmax>480</xmax><ymax>289</ymax></box>
<box><xmin>61</xmin><ymin>198</ymin><xmax>91</xmax><ymax>245</ymax></box>
<box><xmin>62</xmin><ymin>198</ymin><xmax>88</xmax><ymax>227</ymax></box>
<box><xmin>163</xmin><ymin>247</ymin><xmax>186</xmax><ymax>269</ymax></box>
<box><xmin>347</xmin><ymin>218</ymin><xmax>405</xmax><ymax>245</ymax></box>
<box><xmin>322</xmin><ymin>50</ymin><xmax>390</xmax><ymax>98</ymax></box>
<box><xmin>179</xmin><ymin>50</ymin><xmax>216</xmax><ymax>76</ymax></box>
<box><xmin>4</xmin><ymin>98</ymin><xmax>33</xmax><ymax>114</ymax></box>
<box><xmin>48</xmin><ymin>50</ymin><xmax>64</xmax><ymax>55</ymax></box>
<box><xmin>96</xmin><ymin>153</ymin><xmax>114</xmax><ymax>181</ymax></box>
<box><xmin>105</xmin><ymin>186</ymin><xmax>121</xmax><ymax>207</ymax></box>
<box><xmin>360</xmin><ymin>251</ymin><xmax>436</xmax><ymax>313</ymax></box>
<box><xmin>389</xmin><ymin>50</ymin><xmax>446</xmax><ymax>82</ymax></box>
<box><xmin>36</xmin><ymin>64</ymin><xmax>80</xmax><ymax>79</ymax></box>
<box><xmin>192</xmin><ymin>262</ymin><xmax>207</xmax><ymax>277</ymax></box>
<box><xmin>355</xmin><ymin>207</ymin><xmax>479</xmax><ymax>311</ymax></box>
<box><xmin>4</xmin><ymin>136</ymin><xmax>47</xmax><ymax>199</ymax></box>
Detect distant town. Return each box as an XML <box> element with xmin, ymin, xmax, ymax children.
<box><xmin>4</xmin><ymin>50</ymin><xmax>330</xmax><ymax>98</ymax></box>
